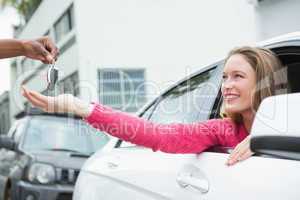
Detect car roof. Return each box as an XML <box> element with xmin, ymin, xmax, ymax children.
<box><xmin>136</xmin><ymin>31</ymin><xmax>300</xmax><ymax>116</ymax></box>
<box><xmin>257</xmin><ymin>31</ymin><xmax>300</xmax><ymax>47</ymax></box>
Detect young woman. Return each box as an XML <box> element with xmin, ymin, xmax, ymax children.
<box><xmin>22</xmin><ymin>46</ymin><xmax>284</xmax><ymax>166</ymax></box>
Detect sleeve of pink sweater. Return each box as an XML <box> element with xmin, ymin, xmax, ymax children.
<box><xmin>84</xmin><ymin>103</ymin><xmax>240</xmax><ymax>154</ymax></box>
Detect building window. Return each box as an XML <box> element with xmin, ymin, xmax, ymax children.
<box><xmin>58</xmin><ymin>72</ymin><xmax>80</xmax><ymax>96</ymax></box>
<box><xmin>98</xmin><ymin>69</ymin><xmax>146</xmax><ymax>113</ymax></box>
<box><xmin>54</xmin><ymin>5</ymin><xmax>74</xmax><ymax>42</ymax></box>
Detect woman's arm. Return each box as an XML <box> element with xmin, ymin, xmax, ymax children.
<box><xmin>84</xmin><ymin>103</ymin><xmax>223</xmax><ymax>153</ymax></box>
<box><xmin>22</xmin><ymin>88</ymin><xmax>224</xmax><ymax>154</ymax></box>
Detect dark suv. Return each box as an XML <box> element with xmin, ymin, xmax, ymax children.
<box><xmin>0</xmin><ymin>110</ymin><xmax>110</xmax><ymax>200</ymax></box>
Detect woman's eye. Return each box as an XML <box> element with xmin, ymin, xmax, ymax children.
<box><xmin>222</xmin><ymin>75</ymin><xmax>228</xmax><ymax>80</ymax></box>
<box><xmin>235</xmin><ymin>74</ymin><xmax>243</xmax><ymax>78</ymax></box>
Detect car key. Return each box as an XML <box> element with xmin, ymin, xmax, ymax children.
<box><xmin>47</xmin><ymin>63</ymin><xmax>59</xmax><ymax>90</ymax></box>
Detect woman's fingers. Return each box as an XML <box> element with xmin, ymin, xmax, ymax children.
<box><xmin>26</xmin><ymin>89</ymin><xmax>49</xmax><ymax>103</ymax></box>
<box><xmin>239</xmin><ymin>149</ymin><xmax>254</xmax><ymax>162</ymax></box>
<box><xmin>227</xmin><ymin>145</ymin><xmax>247</xmax><ymax>166</ymax></box>
<box><xmin>22</xmin><ymin>87</ymin><xmax>48</xmax><ymax>109</ymax></box>
<box><xmin>24</xmin><ymin>91</ymin><xmax>46</xmax><ymax>109</ymax></box>
<box><xmin>226</xmin><ymin>136</ymin><xmax>252</xmax><ymax>166</ymax></box>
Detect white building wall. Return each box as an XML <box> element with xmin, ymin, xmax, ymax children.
<box><xmin>74</xmin><ymin>0</ymin><xmax>257</xmax><ymax>102</ymax></box>
<box><xmin>18</xmin><ymin>0</ymin><xmax>74</xmax><ymax>38</ymax></box>
<box><xmin>10</xmin><ymin>0</ymin><xmax>79</xmax><ymax>118</ymax></box>
<box><xmin>255</xmin><ymin>0</ymin><xmax>300</xmax><ymax>40</ymax></box>
<box><xmin>11</xmin><ymin>0</ymin><xmax>260</xmax><ymax>118</ymax></box>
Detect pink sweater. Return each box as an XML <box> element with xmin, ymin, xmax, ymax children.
<box><xmin>85</xmin><ymin>103</ymin><xmax>249</xmax><ymax>154</ymax></box>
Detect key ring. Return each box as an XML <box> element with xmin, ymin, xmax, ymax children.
<box><xmin>47</xmin><ymin>62</ymin><xmax>59</xmax><ymax>91</ymax></box>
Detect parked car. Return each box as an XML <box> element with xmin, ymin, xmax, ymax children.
<box><xmin>73</xmin><ymin>32</ymin><xmax>300</xmax><ymax>200</ymax></box>
<box><xmin>0</xmin><ymin>110</ymin><xmax>110</xmax><ymax>200</ymax></box>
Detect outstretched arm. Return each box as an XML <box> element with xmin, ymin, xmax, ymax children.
<box><xmin>22</xmin><ymin>87</ymin><xmax>220</xmax><ymax>154</ymax></box>
<box><xmin>0</xmin><ymin>37</ymin><xmax>59</xmax><ymax>63</ymax></box>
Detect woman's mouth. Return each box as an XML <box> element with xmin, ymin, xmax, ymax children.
<box><xmin>224</xmin><ymin>94</ymin><xmax>240</xmax><ymax>101</ymax></box>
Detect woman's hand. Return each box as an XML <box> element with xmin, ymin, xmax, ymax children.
<box><xmin>226</xmin><ymin>136</ymin><xmax>254</xmax><ymax>166</ymax></box>
<box><xmin>22</xmin><ymin>87</ymin><xmax>92</xmax><ymax>117</ymax></box>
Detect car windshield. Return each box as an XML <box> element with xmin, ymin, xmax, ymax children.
<box><xmin>22</xmin><ymin>116</ymin><xmax>109</xmax><ymax>155</ymax></box>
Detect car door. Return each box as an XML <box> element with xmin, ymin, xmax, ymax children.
<box><xmin>83</xmin><ymin>64</ymin><xmax>221</xmax><ymax>200</ymax></box>
<box><xmin>172</xmin><ymin>43</ymin><xmax>300</xmax><ymax>200</ymax></box>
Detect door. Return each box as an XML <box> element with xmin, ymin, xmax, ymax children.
<box><xmin>173</xmin><ymin>44</ymin><xmax>300</xmax><ymax>200</ymax></box>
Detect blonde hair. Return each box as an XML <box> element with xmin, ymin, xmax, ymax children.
<box><xmin>220</xmin><ymin>46</ymin><xmax>285</xmax><ymax>123</ymax></box>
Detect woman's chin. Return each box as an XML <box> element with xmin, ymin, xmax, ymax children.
<box><xmin>224</xmin><ymin>105</ymin><xmax>241</xmax><ymax>114</ymax></box>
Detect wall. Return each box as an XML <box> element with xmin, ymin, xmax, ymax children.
<box><xmin>74</xmin><ymin>0</ymin><xmax>257</xmax><ymax>101</ymax></box>
<box><xmin>255</xmin><ymin>0</ymin><xmax>300</xmax><ymax>40</ymax></box>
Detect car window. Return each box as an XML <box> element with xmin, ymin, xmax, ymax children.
<box><xmin>118</xmin><ymin>101</ymin><xmax>159</xmax><ymax>148</ymax></box>
<box><xmin>13</xmin><ymin>119</ymin><xmax>27</xmax><ymax>143</ymax></box>
<box><xmin>21</xmin><ymin>116</ymin><xmax>109</xmax><ymax>155</ymax></box>
<box><xmin>149</xmin><ymin>67</ymin><xmax>217</xmax><ymax>124</ymax></box>
<box><xmin>118</xmin><ymin>67</ymin><xmax>217</xmax><ymax>148</ymax></box>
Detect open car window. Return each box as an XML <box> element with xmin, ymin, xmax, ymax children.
<box><xmin>118</xmin><ymin>66</ymin><xmax>218</xmax><ymax>148</ymax></box>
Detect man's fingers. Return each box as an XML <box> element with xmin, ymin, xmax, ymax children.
<box><xmin>50</xmin><ymin>45</ymin><xmax>59</xmax><ymax>59</ymax></box>
<box><xmin>41</xmin><ymin>48</ymin><xmax>54</xmax><ymax>64</ymax></box>
<box><xmin>43</xmin><ymin>37</ymin><xmax>58</xmax><ymax>62</ymax></box>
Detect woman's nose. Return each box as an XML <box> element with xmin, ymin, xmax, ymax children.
<box><xmin>222</xmin><ymin>78</ymin><xmax>234</xmax><ymax>89</ymax></box>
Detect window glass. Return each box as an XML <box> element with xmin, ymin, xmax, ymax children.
<box><xmin>118</xmin><ymin>67</ymin><xmax>216</xmax><ymax>148</ymax></box>
<box><xmin>118</xmin><ymin>101</ymin><xmax>158</xmax><ymax>148</ymax></box>
<box><xmin>98</xmin><ymin>69</ymin><xmax>146</xmax><ymax>113</ymax></box>
<box><xmin>54</xmin><ymin>5</ymin><xmax>74</xmax><ymax>42</ymax></box>
<box><xmin>149</xmin><ymin>67</ymin><xmax>216</xmax><ymax>124</ymax></box>
<box><xmin>22</xmin><ymin>116</ymin><xmax>109</xmax><ymax>155</ymax></box>
<box><xmin>58</xmin><ymin>72</ymin><xmax>80</xmax><ymax>96</ymax></box>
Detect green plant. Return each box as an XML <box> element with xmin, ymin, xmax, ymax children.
<box><xmin>0</xmin><ymin>0</ymin><xmax>41</xmax><ymax>21</ymax></box>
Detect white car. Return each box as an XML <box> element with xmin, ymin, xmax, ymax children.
<box><xmin>73</xmin><ymin>32</ymin><xmax>300</xmax><ymax>200</ymax></box>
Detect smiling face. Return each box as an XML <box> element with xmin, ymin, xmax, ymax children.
<box><xmin>221</xmin><ymin>54</ymin><xmax>257</xmax><ymax>115</ymax></box>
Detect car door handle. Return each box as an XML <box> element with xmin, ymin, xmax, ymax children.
<box><xmin>177</xmin><ymin>164</ymin><xmax>209</xmax><ymax>193</ymax></box>
<box><xmin>176</xmin><ymin>172</ymin><xmax>209</xmax><ymax>193</ymax></box>
<box><xmin>107</xmin><ymin>161</ymin><xmax>119</xmax><ymax>169</ymax></box>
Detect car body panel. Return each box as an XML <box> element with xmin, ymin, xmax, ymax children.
<box><xmin>74</xmin><ymin>33</ymin><xmax>300</xmax><ymax>200</ymax></box>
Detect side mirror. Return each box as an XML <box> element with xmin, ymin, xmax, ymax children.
<box><xmin>0</xmin><ymin>135</ymin><xmax>16</xmax><ymax>151</ymax></box>
<box><xmin>250</xmin><ymin>136</ymin><xmax>300</xmax><ymax>161</ymax></box>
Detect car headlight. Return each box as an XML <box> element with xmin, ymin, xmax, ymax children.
<box><xmin>27</xmin><ymin>163</ymin><xmax>56</xmax><ymax>184</ymax></box>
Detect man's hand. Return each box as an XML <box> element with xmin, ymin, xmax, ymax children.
<box><xmin>226</xmin><ymin>136</ymin><xmax>254</xmax><ymax>166</ymax></box>
<box><xmin>22</xmin><ymin>37</ymin><xmax>59</xmax><ymax>64</ymax></box>
<box><xmin>0</xmin><ymin>37</ymin><xmax>59</xmax><ymax>63</ymax></box>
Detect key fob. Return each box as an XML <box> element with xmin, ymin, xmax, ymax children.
<box><xmin>47</xmin><ymin>64</ymin><xmax>59</xmax><ymax>90</ymax></box>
